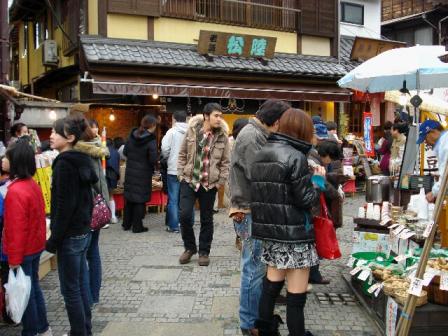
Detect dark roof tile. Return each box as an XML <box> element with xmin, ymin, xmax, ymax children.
<box><xmin>81</xmin><ymin>36</ymin><xmax>356</xmax><ymax>78</ymax></box>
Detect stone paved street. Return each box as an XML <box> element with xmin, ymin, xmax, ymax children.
<box><xmin>1</xmin><ymin>195</ymin><xmax>380</xmax><ymax>336</ymax></box>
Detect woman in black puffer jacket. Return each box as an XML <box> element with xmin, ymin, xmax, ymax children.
<box><xmin>122</xmin><ymin>115</ymin><xmax>158</xmax><ymax>233</ymax></box>
<box><xmin>251</xmin><ymin>108</ymin><xmax>324</xmax><ymax>336</ymax></box>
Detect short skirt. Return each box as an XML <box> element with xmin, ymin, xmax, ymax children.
<box><xmin>261</xmin><ymin>241</ymin><xmax>319</xmax><ymax>270</ymax></box>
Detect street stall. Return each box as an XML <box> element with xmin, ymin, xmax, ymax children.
<box><xmin>338</xmin><ymin>45</ymin><xmax>448</xmax><ymax>335</ymax></box>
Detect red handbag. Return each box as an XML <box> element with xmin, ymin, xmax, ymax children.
<box><xmin>313</xmin><ymin>194</ymin><xmax>342</xmax><ymax>260</ymax></box>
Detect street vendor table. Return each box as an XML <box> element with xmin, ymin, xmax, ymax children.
<box><xmin>113</xmin><ymin>190</ymin><xmax>168</xmax><ymax>216</ymax></box>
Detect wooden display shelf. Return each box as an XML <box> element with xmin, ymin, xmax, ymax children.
<box><xmin>343</xmin><ymin>273</ymin><xmax>448</xmax><ymax>335</ymax></box>
<box><xmin>38</xmin><ymin>251</ymin><xmax>57</xmax><ymax>280</ymax></box>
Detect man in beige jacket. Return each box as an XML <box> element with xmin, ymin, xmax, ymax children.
<box><xmin>177</xmin><ymin>103</ymin><xmax>230</xmax><ymax>266</ymax></box>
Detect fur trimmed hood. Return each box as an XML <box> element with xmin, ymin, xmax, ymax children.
<box><xmin>74</xmin><ymin>136</ymin><xmax>110</xmax><ymax>159</ymax></box>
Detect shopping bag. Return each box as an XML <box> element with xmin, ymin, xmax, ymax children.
<box><xmin>313</xmin><ymin>194</ymin><xmax>342</xmax><ymax>260</ymax></box>
<box><xmin>4</xmin><ymin>267</ymin><xmax>31</xmax><ymax>323</ymax></box>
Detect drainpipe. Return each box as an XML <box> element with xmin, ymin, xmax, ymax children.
<box><xmin>439</xmin><ymin>15</ymin><xmax>448</xmax><ymax>48</ymax></box>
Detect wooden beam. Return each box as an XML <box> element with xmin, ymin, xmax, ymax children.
<box><xmin>147</xmin><ymin>17</ymin><xmax>154</xmax><ymax>40</ymax></box>
<box><xmin>98</xmin><ymin>0</ymin><xmax>107</xmax><ymax>37</ymax></box>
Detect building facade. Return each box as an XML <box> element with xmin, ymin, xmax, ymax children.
<box><xmin>9</xmin><ymin>0</ymin><xmax>353</xmax><ymax>138</ymax></box>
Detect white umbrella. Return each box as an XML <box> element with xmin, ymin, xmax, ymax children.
<box><xmin>338</xmin><ymin>45</ymin><xmax>448</xmax><ymax>93</ymax></box>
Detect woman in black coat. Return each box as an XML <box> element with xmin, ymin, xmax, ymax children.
<box><xmin>250</xmin><ymin>108</ymin><xmax>323</xmax><ymax>336</ymax></box>
<box><xmin>122</xmin><ymin>115</ymin><xmax>158</xmax><ymax>233</ymax></box>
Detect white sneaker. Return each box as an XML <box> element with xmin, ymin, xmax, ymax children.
<box><xmin>103</xmin><ymin>224</ymin><xmax>110</xmax><ymax>229</ymax></box>
<box><xmin>111</xmin><ymin>217</ymin><xmax>118</xmax><ymax>224</ymax></box>
<box><xmin>38</xmin><ymin>327</ymin><xmax>53</xmax><ymax>336</ymax></box>
<box><xmin>307</xmin><ymin>284</ymin><xmax>313</xmax><ymax>292</ymax></box>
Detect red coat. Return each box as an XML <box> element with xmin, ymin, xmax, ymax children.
<box><xmin>3</xmin><ymin>178</ymin><xmax>46</xmax><ymax>265</ymax></box>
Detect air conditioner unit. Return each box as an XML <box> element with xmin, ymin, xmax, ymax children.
<box><xmin>42</xmin><ymin>40</ymin><xmax>58</xmax><ymax>66</ymax></box>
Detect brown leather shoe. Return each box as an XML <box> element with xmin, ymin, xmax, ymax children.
<box><xmin>179</xmin><ymin>250</ymin><xmax>196</xmax><ymax>264</ymax></box>
<box><xmin>198</xmin><ymin>254</ymin><xmax>210</xmax><ymax>266</ymax></box>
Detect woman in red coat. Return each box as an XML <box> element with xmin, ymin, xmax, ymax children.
<box><xmin>2</xmin><ymin>139</ymin><xmax>51</xmax><ymax>336</ymax></box>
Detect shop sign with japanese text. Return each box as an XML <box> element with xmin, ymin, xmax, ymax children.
<box><xmin>198</xmin><ymin>30</ymin><xmax>277</xmax><ymax>59</ymax></box>
<box><xmin>363</xmin><ymin>112</ymin><xmax>375</xmax><ymax>157</ymax></box>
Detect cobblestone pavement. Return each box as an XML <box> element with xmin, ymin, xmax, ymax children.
<box><xmin>1</xmin><ymin>194</ymin><xmax>380</xmax><ymax>336</ymax></box>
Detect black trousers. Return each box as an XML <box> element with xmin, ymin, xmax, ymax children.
<box><xmin>179</xmin><ymin>182</ymin><xmax>217</xmax><ymax>255</ymax></box>
<box><xmin>123</xmin><ymin>199</ymin><xmax>146</xmax><ymax>231</ymax></box>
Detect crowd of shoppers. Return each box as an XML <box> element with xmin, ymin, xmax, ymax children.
<box><xmin>0</xmin><ymin>99</ymin><xmax>352</xmax><ymax>336</ymax></box>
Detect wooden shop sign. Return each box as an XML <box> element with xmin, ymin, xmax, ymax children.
<box><xmin>198</xmin><ymin>30</ymin><xmax>277</xmax><ymax>59</ymax></box>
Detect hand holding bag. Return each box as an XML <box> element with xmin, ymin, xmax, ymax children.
<box><xmin>313</xmin><ymin>194</ymin><xmax>342</xmax><ymax>260</ymax></box>
<box><xmin>4</xmin><ymin>267</ymin><xmax>31</xmax><ymax>323</ymax></box>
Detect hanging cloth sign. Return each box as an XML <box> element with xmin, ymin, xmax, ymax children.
<box><xmin>363</xmin><ymin>112</ymin><xmax>375</xmax><ymax>157</ymax></box>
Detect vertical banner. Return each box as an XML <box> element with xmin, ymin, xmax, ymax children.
<box><xmin>363</xmin><ymin>112</ymin><xmax>375</xmax><ymax>157</ymax></box>
<box><xmin>385</xmin><ymin>297</ymin><xmax>398</xmax><ymax>336</ymax></box>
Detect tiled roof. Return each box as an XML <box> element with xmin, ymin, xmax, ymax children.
<box><xmin>339</xmin><ymin>36</ymin><xmax>360</xmax><ymax>71</ymax></box>
<box><xmin>81</xmin><ymin>36</ymin><xmax>351</xmax><ymax>78</ymax></box>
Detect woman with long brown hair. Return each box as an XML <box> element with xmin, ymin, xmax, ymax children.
<box><xmin>250</xmin><ymin>108</ymin><xmax>323</xmax><ymax>336</ymax></box>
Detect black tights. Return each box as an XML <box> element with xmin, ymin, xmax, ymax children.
<box><xmin>258</xmin><ymin>276</ymin><xmax>307</xmax><ymax>336</ymax></box>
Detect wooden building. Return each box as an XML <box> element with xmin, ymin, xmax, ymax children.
<box><xmin>9</xmin><ymin>0</ymin><xmax>354</xmax><ymax>139</ymax></box>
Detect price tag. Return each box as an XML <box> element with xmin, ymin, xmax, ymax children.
<box><xmin>389</xmin><ymin>223</ymin><xmax>400</xmax><ymax>229</ymax></box>
<box><xmin>423</xmin><ymin>221</ymin><xmax>435</xmax><ymax>238</ymax></box>
<box><xmin>357</xmin><ymin>259</ymin><xmax>368</xmax><ymax>266</ymax></box>
<box><xmin>400</xmin><ymin>231</ymin><xmax>416</xmax><ymax>240</ymax></box>
<box><xmin>368</xmin><ymin>282</ymin><xmax>382</xmax><ymax>294</ymax></box>
<box><xmin>393</xmin><ymin>225</ymin><xmax>406</xmax><ymax>236</ymax></box>
<box><xmin>358</xmin><ymin>268</ymin><xmax>371</xmax><ymax>281</ymax></box>
<box><xmin>350</xmin><ymin>266</ymin><xmax>362</xmax><ymax>276</ymax></box>
<box><xmin>408</xmin><ymin>277</ymin><xmax>424</xmax><ymax>296</ymax></box>
<box><xmin>440</xmin><ymin>272</ymin><xmax>448</xmax><ymax>291</ymax></box>
<box><xmin>380</xmin><ymin>216</ymin><xmax>392</xmax><ymax>226</ymax></box>
<box><xmin>346</xmin><ymin>256</ymin><xmax>355</xmax><ymax>267</ymax></box>
<box><xmin>394</xmin><ymin>254</ymin><xmax>408</xmax><ymax>262</ymax></box>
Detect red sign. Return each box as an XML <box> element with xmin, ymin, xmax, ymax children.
<box><xmin>363</xmin><ymin>112</ymin><xmax>375</xmax><ymax>157</ymax></box>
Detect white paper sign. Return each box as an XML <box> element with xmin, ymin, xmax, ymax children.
<box><xmin>357</xmin><ymin>259</ymin><xmax>368</xmax><ymax>266</ymax></box>
<box><xmin>423</xmin><ymin>221</ymin><xmax>435</xmax><ymax>238</ymax></box>
<box><xmin>400</xmin><ymin>231</ymin><xmax>416</xmax><ymax>240</ymax></box>
<box><xmin>358</xmin><ymin>268</ymin><xmax>371</xmax><ymax>281</ymax></box>
<box><xmin>440</xmin><ymin>272</ymin><xmax>448</xmax><ymax>291</ymax></box>
<box><xmin>394</xmin><ymin>254</ymin><xmax>408</xmax><ymax>262</ymax></box>
<box><xmin>368</xmin><ymin>282</ymin><xmax>382</xmax><ymax>294</ymax></box>
<box><xmin>385</xmin><ymin>297</ymin><xmax>398</xmax><ymax>336</ymax></box>
<box><xmin>393</xmin><ymin>225</ymin><xmax>407</xmax><ymax>236</ymax></box>
<box><xmin>422</xmin><ymin>272</ymin><xmax>436</xmax><ymax>286</ymax></box>
<box><xmin>346</xmin><ymin>256</ymin><xmax>355</xmax><ymax>267</ymax></box>
<box><xmin>408</xmin><ymin>277</ymin><xmax>424</xmax><ymax>296</ymax></box>
<box><xmin>389</xmin><ymin>223</ymin><xmax>400</xmax><ymax>229</ymax></box>
<box><xmin>350</xmin><ymin>266</ymin><xmax>362</xmax><ymax>275</ymax></box>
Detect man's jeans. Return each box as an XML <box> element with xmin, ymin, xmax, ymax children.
<box><xmin>179</xmin><ymin>182</ymin><xmax>217</xmax><ymax>255</ymax></box>
<box><xmin>57</xmin><ymin>233</ymin><xmax>92</xmax><ymax>336</ymax></box>
<box><xmin>234</xmin><ymin>214</ymin><xmax>266</xmax><ymax>330</ymax></box>
<box><xmin>167</xmin><ymin>175</ymin><xmax>181</xmax><ymax>231</ymax></box>
<box><xmin>87</xmin><ymin>230</ymin><xmax>102</xmax><ymax>305</ymax></box>
<box><xmin>21</xmin><ymin>252</ymin><xmax>50</xmax><ymax>336</ymax></box>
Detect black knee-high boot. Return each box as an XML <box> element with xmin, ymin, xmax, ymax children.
<box><xmin>286</xmin><ymin>292</ymin><xmax>307</xmax><ymax>336</ymax></box>
<box><xmin>256</xmin><ymin>277</ymin><xmax>285</xmax><ymax>336</ymax></box>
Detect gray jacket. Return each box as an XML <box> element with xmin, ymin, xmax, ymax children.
<box><xmin>161</xmin><ymin>122</ymin><xmax>188</xmax><ymax>175</ymax></box>
<box><xmin>229</xmin><ymin>118</ymin><xmax>269</xmax><ymax>213</ymax></box>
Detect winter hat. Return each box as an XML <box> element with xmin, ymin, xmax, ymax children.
<box><xmin>312</xmin><ymin>116</ymin><xmax>328</xmax><ymax>139</ymax></box>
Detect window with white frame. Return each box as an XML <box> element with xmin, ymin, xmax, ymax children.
<box><xmin>341</xmin><ymin>2</ymin><xmax>364</xmax><ymax>26</ymax></box>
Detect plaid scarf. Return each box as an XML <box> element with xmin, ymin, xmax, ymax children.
<box><xmin>190</xmin><ymin>130</ymin><xmax>214</xmax><ymax>191</ymax></box>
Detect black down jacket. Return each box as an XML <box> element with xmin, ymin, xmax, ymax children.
<box><xmin>250</xmin><ymin>133</ymin><xmax>319</xmax><ymax>243</ymax></box>
<box><xmin>124</xmin><ymin>128</ymin><xmax>157</xmax><ymax>203</ymax></box>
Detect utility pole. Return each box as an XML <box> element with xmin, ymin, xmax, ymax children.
<box><xmin>0</xmin><ymin>0</ymin><xmax>9</xmax><ymax>141</ymax></box>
